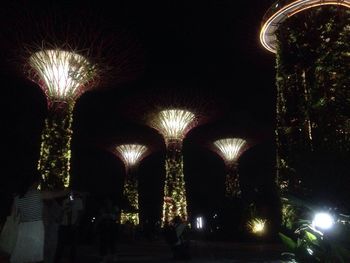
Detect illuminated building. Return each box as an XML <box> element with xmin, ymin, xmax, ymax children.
<box><xmin>28</xmin><ymin>49</ymin><xmax>96</xmax><ymax>189</ymax></box>
<box><xmin>150</xmin><ymin>109</ymin><xmax>196</xmax><ymax>225</ymax></box>
<box><xmin>260</xmin><ymin>0</ymin><xmax>350</xmax><ymax>192</ymax></box>
<box><xmin>115</xmin><ymin>144</ymin><xmax>148</xmax><ymax>225</ymax></box>
<box><xmin>213</xmin><ymin>138</ymin><xmax>247</xmax><ymax>198</ymax></box>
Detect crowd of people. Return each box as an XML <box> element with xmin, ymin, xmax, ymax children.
<box><xmin>0</xmin><ymin>170</ymin><xmax>191</xmax><ymax>263</ymax></box>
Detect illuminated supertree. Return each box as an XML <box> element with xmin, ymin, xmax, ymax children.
<box><xmin>260</xmin><ymin>0</ymin><xmax>350</xmax><ymax>193</ymax></box>
<box><xmin>213</xmin><ymin>138</ymin><xmax>248</xmax><ymax>199</ymax></box>
<box><xmin>115</xmin><ymin>144</ymin><xmax>148</xmax><ymax>225</ymax></box>
<box><xmin>150</xmin><ymin>109</ymin><xmax>197</xmax><ymax>225</ymax></box>
<box><xmin>2</xmin><ymin>4</ymin><xmax>143</xmax><ymax>190</ymax></box>
<box><xmin>27</xmin><ymin>49</ymin><xmax>96</xmax><ymax>189</ymax></box>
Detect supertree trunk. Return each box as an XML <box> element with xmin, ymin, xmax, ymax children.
<box><xmin>275</xmin><ymin>6</ymin><xmax>350</xmax><ymax>193</ymax></box>
<box><xmin>162</xmin><ymin>141</ymin><xmax>187</xmax><ymax>225</ymax></box>
<box><xmin>121</xmin><ymin>168</ymin><xmax>139</xmax><ymax>225</ymax></box>
<box><xmin>38</xmin><ymin>101</ymin><xmax>74</xmax><ymax>190</ymax></box>
<box><xmin>225</xmin><ymin>163</ymin><xmax>241</xmax><ymax>199</ymax></box>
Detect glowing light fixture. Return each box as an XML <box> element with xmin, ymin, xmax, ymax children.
<box><xmin>312</xmin><ymin>212</ymin><xmax>334</xmax><ymax>230</ymax></box>
<box><xmin>214</xmin><ymin>138</ymin><xmax>247</xmax><ymax>163</ymax></box>
<box><xmin>29</xmin><ymin>49</ymin><xmax>94</xmax><ymax>101</ymax></box>
<box><xmin>247</xmin><ymin>218</ymin><xmax>267</xmax><ymax>235</ymax></box>
<box><xmin>116</xmin><ymin>144</ymin><xmax>148</xmax><ymax>167</ymax></box>
<box><xmin>152</xmin><ymin>109</ymin><xmax>195</xmax><ymax>143</ymax></box>
<box><xmin>196</xmin><ymin>216</ymin><xmax>204</xmax><ymax>229</ymax></box>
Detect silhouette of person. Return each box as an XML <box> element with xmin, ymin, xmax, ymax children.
<box><xmin>55</xmin><ymin>191</ymin><xmax>84</xmax><ymax>263</ymax></box>
<box><xmin>96</xmin><ymin>198</ymin><xmax>119</xmax><ymax>263</ymax></box>
<box><xmin>172</xmin><ymin>216</ymin><xmax>191</xmax><ymax>260</ymax></box>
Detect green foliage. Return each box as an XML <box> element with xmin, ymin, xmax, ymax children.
<box><xmin>38</xmin><ymin>102</ymin><xmax>74</xmax><ymax>189</ymax></box>
<box><xmin>162</xmin><ymin>144</ymin><xmax>188</xmax><ymax>225</ymax></box>
<box><xmin>121</xmin><ymin>169</ymin><xmax>140</xmax><ymax>225</ymax></box>
<box><xmin>279</xmin><ymin>196</ymin><xmax>350</xmax><ymax>262</ymax></box>
<box><xmin>279</xmin><ymin>232</ymin><xmax>296</xmax><ymax>251</ymax></box>
<box><xmin>281</xmin><ymin>201</ymin><xmax>297</xmax><ymax>230</ymax></box>
<box><xmin>123</xmin><ymin>174</ymin><xmax>139</xmax><ymax>211</ymax></box>
<box><xmin>275</xmin><ymin>6</ymin><xmax>350</xmax><ymax>193</ymax></box>
<box><xmin>225</xmin><ymin>164</ymin><xmax>241</xmax><ymax>198</ymax></box>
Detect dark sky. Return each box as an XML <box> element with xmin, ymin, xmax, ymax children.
<box><xmin>2</xmin><ymin>0</ymin><xmax>277</xmax><ymax>221</ymax></box>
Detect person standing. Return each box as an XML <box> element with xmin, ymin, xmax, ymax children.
<box><xmin>96</xmin><ymin>198</ymin><xmax>119</xmax><ymax>263</ymax></box>
<box><xmin>10</xmin><ymin>170</ymin><xmax>69</xmax><ymax>263</ymax></box>
<box><xmin>55</xmin><ymin>191</ymin><xmax>84</xmax><ymax>263</ymax></box>
<box><xmin>172</xmin><ymin>216</ymin><xmax>191</xmax><ymax>260</ymax></box>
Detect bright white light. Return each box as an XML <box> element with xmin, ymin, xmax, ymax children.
<box><xmin>214</xmin><ymin>138</ymin><xmax>247</xmax><ymax>163</ymax></box>
<box><xmin>312</xmin><ymin>212</ymin><xmax>334</xmax><ymax>230</ymax></box>
<box><xmin>116</xmin><ymin>144</ymin><xmax>148</xmax><ymax>167</ymax></box>
<box><xmin>196</xmin><ymin>216</ymin><xmax>203</xmax><ymax>229</ymax></box>
<box><xmin>152</xmin><ymin>109</ymin><xmax>196</xmax><ymax>141</ymax></box>
<box><xmin>29</xmin><ymin>49</ymin><xmax>94</xmax><ymax>100</ymax></box>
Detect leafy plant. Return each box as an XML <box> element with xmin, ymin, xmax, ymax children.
<box><xmin>279</xmin><ymin>196</ymin><xmax>350</xmax><ymax>262</ymax></box>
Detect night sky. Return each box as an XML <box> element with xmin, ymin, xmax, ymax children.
<box><xmin>1</xmin><ymin>0</ymin><xmax>277</xmax><ymax>221</ymax></box>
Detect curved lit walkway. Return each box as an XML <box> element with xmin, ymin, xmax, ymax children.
<box><xmin>260</xmin><ymin>0</ymin><xmax>350</xmax><ymax>53</ymax></box>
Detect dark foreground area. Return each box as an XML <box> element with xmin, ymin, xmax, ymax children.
<box><xmin>110</xmin><ymin>240</ymin><xmax>283</xmax><ymax>262</ymax></box>
<box><xmin>1</xmin><ymin>239</ymin><xmax>283</xmax><ymax>263</ymax></box>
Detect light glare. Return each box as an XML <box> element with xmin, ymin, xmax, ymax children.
<box><xmin>214</xmin><ymin>138</ymin><xmax>247</xmax><ymax>163</ymax></box>
<box><xmin>196</xmin><ymin>216</ymin><xmax>203</xmax><ymax>229</ymax></box>
<box><xmin>116</xmin><ymin>144</ymin><xmax>148</xmax><ymax>167</ymax></box>
<box><xmin>152</xmin><ymin>109</ymin><xmax>196</xmax><ymax>142</ymax></box>
<box><xmin>247</xmin><ymin>218</ymin><xmax>267</xmax><ymax>235</ymax></box>
<box><xmin>312</xmin><ymin>212</ymin><xmax>334</xmax><ymax>230</ymax></box>
<box><xmin>29</xmin><ymin>49</ymin><xmax>94</xmax><ymax>100</ymax></box>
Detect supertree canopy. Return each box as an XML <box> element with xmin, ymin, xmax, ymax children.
<box><xmin>29</xmin><ymin>50</ymin><xmax>95</xmax><ymax>102</ymax></box>
<box><xmin>152</xmin><ymin>109</ymin><xmax>196</xmax><ymax>144</ymax></box>
<box><xmin>150</xmin><ymin>109</ymin><xmax>197</xmax><ymax>225</ymax></box>
<box><xmin>213</xmin><ymin>138</ymin><xmax>248</xmax><ymax>198</ymax></box>
<box><xmin>260</xmin><ymin>0</ymin><xmax>350</xmax><ymax>194</ymax></box>
<box><xmin>115</xmin><ymin>144</ymin><xmax>148</xmax><ymax>225</ymax></box>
